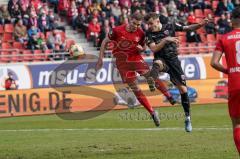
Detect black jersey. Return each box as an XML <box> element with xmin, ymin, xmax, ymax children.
<box><xmin>146</xmin><ymin>22</ymin><xmax>184</xmax><ymax>60</ymax></box>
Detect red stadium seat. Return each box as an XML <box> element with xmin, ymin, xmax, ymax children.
<box><xmin>44</xmin><ymin>49</ymin><xmax>53</xmax><ymax>59</ymax></box>
<box><xmin>11</xmin><ymin>50</ymin><xmax>22</xmax><ymax>62</ymax></box>
<box><xmin>197</xmin><ymin>43</ymin><xmax>208</xmax><ymax>54</ymax></box>
<box><xmin>207</xmin><ymin>34</ymin><xmax>216</xmax><ymax>43</ymax></box>
<box><xmin>4</xmin><ymin>24</ymin><xmax>14</xmax><ymax>33</ymax></box>
<box><xmin>175</xmin><ymin>32</ymin><xmax>186</xmax><ymax>37</ymax></box>
<box><xmin>207</xmin><ymin>43</ymin><xmax>215</xmax><ymax>53</ymax></box>
<box><xmin>197</xmin><ymin>27</ymin><xmax>206</xmax><ymax>34</ymax></box>
<box><xmin>178</xmin><ymin>43</ymin><xmax>188</xmax><ymax>55</ymax></box>
<box><xmin>196</xmin><ymin>18</ymin><xmax>203</xmax><ymax>23</ymax></box>
<box><xmin>22</xmin><ymin>50</ymin><xmax>33</xmax><ymax>61</ymax></box>
<box><xmin>2</xmin><ymin>33</ymin><xmax>13</xmax><ymax>42</ymax></box>
<box><xmin>34</xmin><ymin>50</ymin><xmax>45</xmax><ymax>61</ymax></box>
<box><xmin>200</xmin><ymin>34</ymin><xmax>207</xmax><ymax>42</ymax></box>
<box><xmin>178</xmin><ymin>36</ymin><xmax>186</xmax><ymax>43</ymax></box>
<box><xmin>187</xmin><ymin>43</ymin><xmax>198</xmax><ymax>54</ymax></box>
<box><xmin>0</xmin><ymin>25</ymin><xmax>3</xmax><ymax>34</ymax></box>
<box><xmin>2</xmin><ymin>42</ymin><xmax>12</xmax><ymax>49</ymax></box>
<box><xmin>13</xmin><ymin>42</ymin><xmax>24</xmax><ymax>50</ymax></box>
<box><xmin>0</xmin><ymin>51</ymin><xmax>11</xmax><ymax>62</ymax></box>
<box><xmin>204</xmin><ymin>9</ymin><xmax>214</xmax><ymax>17</ymax></box>
<box><xmin>0</xmin><ymin>43</ymin><xmax>12</xmax><ymax>62</ymax></box>
<box><xmin>194</xmin><ymin>9</ymin><xmax>204</xmax><ymax>18</ymax></box>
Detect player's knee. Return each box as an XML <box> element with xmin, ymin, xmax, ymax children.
<box><xmin>128</xmin><ymin>83</ymin><xmax>139</xmax><ymax>92</ymax></box>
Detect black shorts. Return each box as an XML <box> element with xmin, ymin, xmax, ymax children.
<box><xmin>154</xmin><ymin>57</ymin><xmax>187</xmax><ymax>86</ymax></box>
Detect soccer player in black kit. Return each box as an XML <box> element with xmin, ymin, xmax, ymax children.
<box><xmin>144</xmin><ymin>12</ymin><xmax>210</xmax><ymax>132</ymax></box>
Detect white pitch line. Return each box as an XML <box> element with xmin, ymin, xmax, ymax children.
<box><xmin>0</xmin><ymin>127</ymin><xmax>232</xmax><ymax>132</ymax></box>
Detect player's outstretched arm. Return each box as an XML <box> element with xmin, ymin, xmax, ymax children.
<box><xmin>183</xmin><ymin>18</ymin><xmax>210</xmax><ymax>31</ymax></box>
<box><xmin>148</xmin><ymin>37</ymin><xmax>179</xmax><ymax>53</ymax></box>
<box><xmin>96</xmin><ymin>37</ymin><xmax>111</xmax><ymax>70</ymax></box>
<box><xmin>210</xmin><ymin>51</ymin><xmax>228</xmax><ymax>74</ymax></box>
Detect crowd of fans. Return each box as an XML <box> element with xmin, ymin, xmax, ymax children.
<box><xmin>0</xmin><ymin>0</ymin><xmax>66</xmax><ymax>53</ymax></box>
<box><xmin>53</xmin><ymin>0</ymin><xmax>239</xmax><ymax>48</ymax></box>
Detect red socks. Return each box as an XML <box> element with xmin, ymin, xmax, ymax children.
<box><xmin>133</xmin><ymin>90</ymin><xmax>153</xmax><ymax>114</ymax></box>
<box><xmin>233</xmin><ymin>127</ymin><xmax>240</xmax><ymax>153</ymax></box>
<box><xmin>154</xmin><ymin>79</ymin><xmax>171</xmax><ymax>98</ymax></box>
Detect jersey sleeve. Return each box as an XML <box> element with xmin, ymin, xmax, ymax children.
<box><xmin>108</xmin><ymin>28</ymin><xmax>117</xmax><ymax>40</ymax></box>
<box><xmin>174</xmin><ymin>22</ymin><xmax>184</xmax><ymax>31</ymax></box>
<box><xmin>145</xmin><ymin>32</ymin><xmax>155</xmax><ymax>46</ymax></box>
<box><xmin>215</xmin><ymin>38</ymin><xmax>224</xmax><ymax>53</ymax></box>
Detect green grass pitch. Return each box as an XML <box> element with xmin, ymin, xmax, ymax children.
<box><xmin>0</xmin><ymin>103</ymin><xmax>237</xmax><ymax>159</ymax></box>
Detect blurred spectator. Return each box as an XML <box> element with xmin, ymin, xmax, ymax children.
<box><xmin>178</xmin><ymin>0</ymin><xmax>189</xmax><ymax>12</ymax></box>
<box><xmin>119</xmin><ymin>0</ymin><xmax>131</xmax><ymax>8</ymax></box>
<box><xmin>1</xmin><ymin>5</ymin><xmax>12</xmax><ymax>24</ymax></box>
<box><xmin>76</xmin><ymin>7</ymin><xmax>88</xmax><ymax>33</ymax></box>
<box><xmin>67</xmin><ymin>1</ymin><xmax>78</xmax><ymax>29</ymax></box>
<box><xmin>227</xmin><ymin>0</ymin><xmax>235</xmax><ymax>12</ymax></box>
<box><xmin>28</xmin><ymin>13</ymin><xmax>38</xmax><ymax>28</ymax></box>
<box><xmin>101</xmin><ymin>1</ymin><xmax>111</xmax><ymax>17</ymax></box>
<box><xmin>98</xmin><ymin>19</ymin><xmax>111</xmax><ymax>48</ymax></box>
<box><xmin>131</xmin><ymin>0</ymin><xmax>141</xmax><ymax>14</ymax></box>
<box><xmin>205</xmin><ymin>14</ymin><xmax>216</xmax><ymax>34</ymax></box>
<box><xmin>58</xmin><ymin>0</ymin><xmax>69</xmax><ymax>15</ymax></box>
<box><xmin>215</xmin><ymin>0</ymin><xmax>228</xmax><ymax>16</ymax></box>
<box><xmin>217</xmin><ymin>13</ymin><xmax>232</xmax><ymax>34</ymax></box>
<box><xmin>9</xmin><ymin>3</ymin><xmax>21</xmax><ymax>21</ymax></box>
<box><xmin>89</xmin><ymin>1</ymin><xmax>101</xmax><ymax>13</ymax></box>
<box><xmin>27</xmin><ymin>25</ymin><xmax>41</xmax><ymax>50</ymax></box>
<box><xmin>47</xmin><ymin>30</ymin><xmax>65</xmax><ymax>51</ymax></box>
<box><xmin>167</xmin><ymin>0</ymin><xmax>179</xmax><ymax>16</ymax></box>
<box><xmin>177</xmin><ymin>11</ymin><xmax>188</xmax><ymax>25</ymax></box>
<box><xmin>111</xmin><ymin>0</ymin><xmax>121</xmax><ymax>23</ymax></box>
<box><xmin>38</xmin><ymin>12</ymin><xmax>50</xmax><ymax>32</ymax></box>
<box><xmin>19</xmin><ymin>0</ymin><xmax>30</xmax><ymax>15</ymax></box>
<box><xmin>14</xmin><ymin>19</ymin><xmax>28</xmax><ymax>44</ymax></box>
<box><xmin>49</xmin><ymin>16</ymin><xmax>65</xmax><ymax>32</ymax></box>
<box><xmin>86</xmin><ymin>17</ymin><xmax>101</xmax><ymax>47</ymax></box>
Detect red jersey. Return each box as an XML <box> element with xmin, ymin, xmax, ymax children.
<box><xmin>108</xmin><ymin>24</ymin><xmax>145</xmax><ymax>60</ymax></box>
<box><xmin>215</xmin><ymin>29</ymin><xmax>240</xmax><ymax>91</ymax></box>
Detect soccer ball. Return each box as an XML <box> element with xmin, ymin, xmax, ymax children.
<box><xmin>69</xmin><ymin>44</ymin><xmax>85</xmax><ymax>57</ymax></box>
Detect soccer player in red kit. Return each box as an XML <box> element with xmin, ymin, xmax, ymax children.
<box><xmin>211</xmin><ymin>7</ymin><xmax>240</xmax><ymax>156</ymax></box>
<box><xmin>96</xmin><ymin>13</ymin><xmax>175</xmax><ymax>127</ymax></box>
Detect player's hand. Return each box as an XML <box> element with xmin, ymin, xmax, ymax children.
<box><xmin>164</xmin><ymin>37</ymin><xmax>179</xmax><ymax>45</ymax></box>
<box><xmin>199</xmin><ymin>18</ymin><xmax>211</xmax><ymax>26</ymax></box>
<box><xmin>136</xmin><ymin>45</ymin><xmax>145</xmax><ymax>52</ymax></box>
<box><xmin>96</xmin><ymin>59</ymin><xmax>103</xmax><ymax>71</ymax></box>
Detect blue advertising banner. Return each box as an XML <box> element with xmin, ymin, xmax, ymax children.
<box><xmin>27</xmin><ymin>56</ymin><xmax>206</xmax><ymax>88</ymax></box>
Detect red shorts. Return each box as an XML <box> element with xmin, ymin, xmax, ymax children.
<box><xmin>116</xmin><ymin>55</ymin><xmax>149</xmax><ymax>83</ymax></box>
<box><xmin>228</xmin><ymin>90</ymin><xmax>240</xmax><ymax>118</ymax></box>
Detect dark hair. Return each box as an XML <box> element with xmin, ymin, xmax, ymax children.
<box><xmin>130</xmin><ymin>12</ymin><xmax>143</xmax><ymax>21</ymax></box>
<box><xmin>232</xmin><ymin>7</ymin><xmax>240</xmax><ymax>19</ymax></box>
<box><xmin>144</xmin><ymin>12</ymin><xmax>159</xmax><ymax>22</ymax></box>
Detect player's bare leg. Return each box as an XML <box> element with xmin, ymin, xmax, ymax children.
<box><xmin>176</xmin><ymin>84</ymin><xmax>192</xmax><ymax>132</ymax></box>
<box><xmin>149</xmin><ymin>60</ymin><xmax>176</xmax><ymax>105</ymax></box>
<box><xmin>231</xmin><ymin>118</ymin><xmax>240</xmax><ymax>156</ymax></box>
<box><xmin>127</xmin><ymin>81</ymin><xmax>160</xmax><ymax>127</ymax></box>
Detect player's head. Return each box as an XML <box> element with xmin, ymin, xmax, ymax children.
<box><xmin>128</xmin><ymin>12</ymin><xmax>143</xmax><ymax>32</ymax></box>
<box><xmin>144</xmin><ymin>12</ymin><xmax>162</xmax><ymax>32</ymax></box>
<box><xmin>231</xmin><ymin>7</ymin><xmax>240</xmax><ymax>28</ymax></box>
